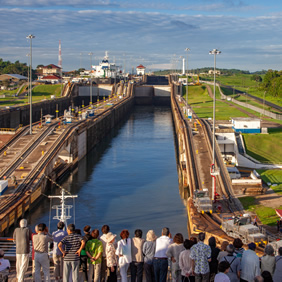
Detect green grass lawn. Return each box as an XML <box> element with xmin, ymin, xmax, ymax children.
<box><xmin>201</xmin><ymin>73</ymin><xmax>282</xmax><ymax>108</ymax></box>
<box><xmin>256</xmin><ymin>169</ymin><xmax>282</xmax><ymax>194</ymax></box>
<box><xmin>239</xmin><ymin>196</ymin><xmax>282</xmax><ymax>226</ymax></box>
<box><xmin>0</xmin><ymin>84</ymin><xmax>63</xmax><ymax>107</ymax></box>
<box><xmin>184</xmin><ymin>85</ymin><xmax>249</xmax><ymax>120</ymax></box>
<box><xmin>242</xmin><ymin>129</ymin><xmax>282</xmax><ymax>164</ymax></box>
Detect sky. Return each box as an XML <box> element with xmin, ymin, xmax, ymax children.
<box><xmin>0</xmin><ymin>0</ymin><xmax>281</xmax><ymax>72</ymax></box>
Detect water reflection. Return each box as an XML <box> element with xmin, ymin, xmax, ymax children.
<box><xmin>25</xmin><ymin>106</ymin><xmax>188</xmax><ymax>238</ymax></box>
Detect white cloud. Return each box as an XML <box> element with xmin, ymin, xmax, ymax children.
<box><xmin>0</xmin><ymin>6</ymin><xmax>281</xmax><ymax>72</ymax></box>
<box><xmin>0</xmin><ymin>0</ymin><xmax>120</xmax><ymax>7</ymax></box>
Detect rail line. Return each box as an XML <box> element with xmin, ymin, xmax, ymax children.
<box><xmin>0</xmin><ymin>94</ymin><xmax>132</xmax><ymax>216</ymax></box>
<box><xmin>171</xmin><ymin>89</ymin><xmax>226</xmax><ymax>233</ymax></box>
<box><xmin>200</xmin><ymin>119</ymin><xmax>243</xmax><ymax>213</ymax></box>
<box><xmin>0</xmin><ymin>123</ymin><xmax>58</xmax><ymax>180</ymax></box>
<box><xmin>0</xmin><ymin>127</ymin><xmax>29</xmax><ymax>155</ymax></box>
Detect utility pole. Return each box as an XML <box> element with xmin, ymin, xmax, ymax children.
<box><xmin>88</xmin><ymin>52</ymin><xmax>93</xmax><ymax>107</ymax></box>
<box><xmin>26</xmin><ymin>34</ymin><xmax>35</xmax><ymax>135</ymax></box>
<box><xmin>185</xmin><ymin>48</ymin><xmax>190</xmax><ymax>106</ymax></box>
<box><xmin>209</xmin><ymin>49</ymin><xmax>221</xmax><ymax>201</ymax></box>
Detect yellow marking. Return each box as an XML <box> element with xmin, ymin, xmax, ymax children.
<box><xmin>21</xmin><ymin>173</ymin><xmax>28</xmax><ymax>178</ymax></box>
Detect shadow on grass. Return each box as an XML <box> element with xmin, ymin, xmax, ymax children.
<box><xmin>32</xmin><ymin>91</ymin><xmax>52</xmax><ymax>97</ymax></box>
<box><xmin>239</xmin><ymin>196</ymin><xmax>256</xmax><ymax>210</ymax></box>
<box><xmin>190</xmin><ymin>101</ymin><xmax>213</xmax><ymax>106</ymax></box>
<box><xmin>0</xmin><ymin>100</ymin><xmax>25</xmax><ymax>105</ymax></box>
<box><xmin>245</xmin><ymin>149</ymin><xmax>271</xmax><ymax>163</ymax></box>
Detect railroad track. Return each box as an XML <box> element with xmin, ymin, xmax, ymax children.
<box><xmin>0</xmin><ymin>123</ymin><xmax>58</xmax><ymax>180</ymax></box>
<box><xmin>200</xmin><ymin>119</ymin><xmax>243</xmax><ymax>213</ymax></box>
<box><xmin>0</xmin><ymin>95</ymin><xmax>132</xmax><ymax>216</ymax></box>
<box><xmin>0</xmin><ymin>127</ymin><xmax>29</xmax><ymax>155</ymax></box>
<box><xmin>171</xmin><ymin>92</ymin><xmax>243</xmax><ymax>232</ymax></box>
<box><xmin>171</xmin><ymin>91</ymin><xmax>224</xmax><ymax>232</ymax></box>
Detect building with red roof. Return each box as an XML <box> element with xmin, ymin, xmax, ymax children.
<box><xmin>39</xmin><ymin>74</ymin><xmax>62</xmax><ymax>84</ymax></box>
<box><xmin>136</xmin><ymin>64</ymin><xmax>146</xmax><ymax>75</ymax></box>
<box><xmin>38</xmin><ymin>64</ymin><xmax>61</xmax><ymax>76</ymax></box>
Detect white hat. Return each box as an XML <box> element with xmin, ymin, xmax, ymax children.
<box><xmin>106</xmin><ymin>232</ymin><xmax>117</xmax><ymax>243</ymax></box>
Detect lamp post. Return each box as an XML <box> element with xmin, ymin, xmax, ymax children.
<box><xmin>26</xmin><ymin>53</ymin><xmax>30</xmax><ymax>104</ymax></box>
<box><xmin>88</xmin><ymin>52</ymin><xmax>93</xmax><ymax>107</ymax></box>
<box><xmin>209</xmin><ymin>49</ymin><xmax>221</xmax><ymax>201</ymax></box>
<box><xmin>185</xmin><ymin>48</ymin><xmax>190</xmax><ymax>105</ymax></box>
<box><xmin>26</xmin><ymin>34</ymin><xmax>35</xmax><ymax>135</ymax></box>
<box><xmin>209</xmin><ymin>49</ymin><xmax>221</xmax><ymax>169</ymax></box>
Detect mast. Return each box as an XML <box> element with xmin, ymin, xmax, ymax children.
<box><xmin>48</xmin><ymin>189</ymin><xmax>78</xmax><ymax>227</ymax></box>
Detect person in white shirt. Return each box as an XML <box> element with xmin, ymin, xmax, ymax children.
<box><xmin>153</xmin><ymin>227</ymin><xmax>172</xmax><ymax>282</ymax></box>
<box><xmin>116</xmin><ymin>229</ymin><xmax>132</xmax><ymax>282</ymax></box>
<box><xmin>214</xmin><ymin>261</ymin><xmax>231</xmax><ymax>282</ymax></box>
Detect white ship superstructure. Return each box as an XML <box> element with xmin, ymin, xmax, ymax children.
<box><xmin>92</xmin><ymin>51</ymin><xmax>121</xmax><ymax>78</ymax></box>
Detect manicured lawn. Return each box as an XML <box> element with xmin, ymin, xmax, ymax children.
<box><xmin>202</xmin><ymin>73</ymin><xmax>282</xmax><ymax>108</ymax></box>
<box><xmin>0</xmin><ymin>84</ymin><xmax>63</xmax><ymax>107</ymax></box>
<box><xmin>184</xmin><ymin>85</ymin><xmax>249</xmax><ymax>120</ymax></box>
<box><xmin>239</xmin><ymin>196</ymin><xmax>282</xmax><ymax>226</ymax></box>
<box><xmin>32</xmin><ymin>84</ymin><xmax>62</xmax><ymax>98</ymax></box>
<box><xmin>256</xmin><ymin>169</ymin><xmax>282</xmax><ymax>195</ymax></box>
<box><xmin>242</xmin><ymin>129</ymin><xmax>282</xmax><ymax>164</ymax></box>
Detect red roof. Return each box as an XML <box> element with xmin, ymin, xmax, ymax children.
<box><xmin>42</xmin><ymin>64</ymin><xmax>61</xmax><ymax>69</ymax></box>
<box><xmin>275</xmin><ymin>209</ymin><xmax>282</xmax><ymax>218</ymax></box>
<box><xmin>41</xmin><ymin>74</ymin><xmax>61</xmax><ymax>80</ymax></box>
<box><xmin>136</xmin><ymin>64</ymin><xmax>145</xmax><ymax>69</ymax></box>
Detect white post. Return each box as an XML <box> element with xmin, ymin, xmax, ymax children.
<box><xmin>185</xmin><ymin>48</ymin><xmax>190</xmax><ymax>106</ymax></box>
<box><xmin>209</xmin><ymin>49</ymin><xmax>221</xmax><ymax>201</ymax></box>
<box><xmin>26</xmin><ymin>34</ymin><xmax>35</xmax><ymax>135</ymax></box>
<box><xmin>89</xmin><ymin>52</ymin><xmax>93</xmax><ymax>106</ymax></box>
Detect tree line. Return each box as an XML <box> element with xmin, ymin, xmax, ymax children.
<box><xmin>0</xmin><ymin>58</ymin><xmax>29</xmax><ymax>76</ymax></box>
<box><xmin>261</xmin><ymin>69</ymin><xmax>282</xmax><ymax>97</ymax></box>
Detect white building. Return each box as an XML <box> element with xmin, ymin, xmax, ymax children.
<box><xmin>136</xmin><ymin>64</ymin><xmax>146</xmax><ymax>75</ymax></box>
<box><xmin>208</xmin><ymin>69</ymin><xmax>221</xmax><ymax>75</ymax></box>
<box><xmin>231</xmin><ymin>118</ymin><xmax>261</xmax><ymax>133</ymax></box>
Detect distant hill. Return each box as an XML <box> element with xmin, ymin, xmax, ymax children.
<box><xmin>153</xmin><ymin>68</ymin><xmax>269</xmax><ymax>76</ymax></box>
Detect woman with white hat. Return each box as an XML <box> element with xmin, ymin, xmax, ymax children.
<box><xmin>105</xmin><ymin>232</ymin><xmax>117</xmax><ymax>282</ymax></box>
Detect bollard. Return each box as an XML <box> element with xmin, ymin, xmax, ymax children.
<box><xmin>42</xmin><ymin>151</ymin><xmax>44</xmax><ymax>156</ymax></box>
<box><xmin>4</xmin><ymin>151</ymin><xmax>6</xmax><ymax>156</ymax></box>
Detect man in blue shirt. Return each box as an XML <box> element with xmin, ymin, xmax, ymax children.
<box><xmin>52</xmin><ymin>222</ymin><xmax>67</xmax><ymax>281</ymax></box>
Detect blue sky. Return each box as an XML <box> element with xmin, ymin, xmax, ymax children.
<box><xmin>0</xmin><ymin>0</ymin><xmax>281</xmax><ymax>72</ymax></box>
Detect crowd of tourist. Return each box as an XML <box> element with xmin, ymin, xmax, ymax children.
<box><xmin>4</xmin><ymin>218</ymin><xmax>282</xmax><ymax>282</ymax></box>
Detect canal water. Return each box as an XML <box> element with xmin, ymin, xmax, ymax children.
<box><xmin>25</xmin><ymin>105</ymin><xmax>188</xmax><ymax>238</ymax></box>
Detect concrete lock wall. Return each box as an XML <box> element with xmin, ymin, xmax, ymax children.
<box><xmin>134</xmin><ymin>86</ymin><xmax>154</xmax><ymax>104</ymax></box>
<box><xmin>134</xmin><ymin>86</ymin><xmax>171</xmax><ymax>105</ymax></box>
<box><xmin>153</xmin><ymin>86</ymin><xmax>172</xmax><ymax>105</ymax></box>
<box><xmin>0</xmin><ymin>97</ymin><xmax>72</xmax><ymax>129</ymax></box>
<box><xmin>0</xmin><ymin>108</ymin><xmax>21</xmax><ymax>128</ymax></box>
<box><xmin>78</xmin><ymin>86</ymin><xmax>113</xmax><ymax>97</ymax></box>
